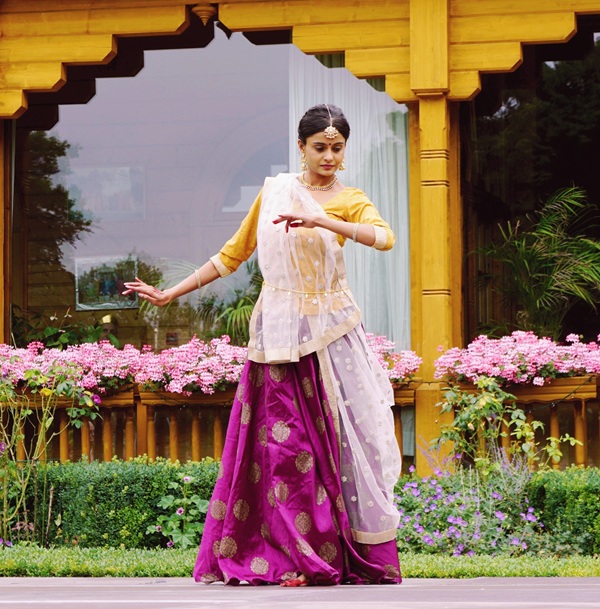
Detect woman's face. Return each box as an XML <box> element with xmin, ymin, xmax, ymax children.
<box><xmin>299</xmin><ymin>132</ymin><xmax>346</xmax><ymax>179</ymax></box>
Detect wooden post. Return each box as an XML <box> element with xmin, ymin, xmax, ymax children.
<box><xmin>549</xmin><ymin>405</ymin><xmax>561</xmax><ymax>470</ymax></box>
<box><xmin>191</xmin><ymin>410</ymin><xmax>202</xmax><ymax>461</ymax></box>
<box><xmin>500</xmin><ymin>419</ymin><xmax>511</xmax><ymax>457</ymax></box>
<box><xmin>81</xmin><ymin>419</ymin><xmax>91</xmax><ymax>461</ymax></box>
<box><xmin>16</xmin><ymin>419</ymin><xmax>25</xmax><ymax>463</ymax></box>
<box><xmin>213</xmin><ymin>409</ymin><xmax>224</xmax><ymax>460</ymax></box>
<box><xmin>136</xmin><ymin>399</ymin><xmax>148</xmax><ymax>457</ymax></box>
<box><xmin>573</xmin><ymin>401</ymin><xmax>587</xmax><ymax>467</ymax></box>
<box><xmin>36</xmin><ymin>420</ymin><xmax>47</xmax><ymax>463</ymax></box>
<box><xmin>59</xmin><ymin>409</ymin><xmax>69</xmax><ymax>463</ymax></box>
<box><xmin>393</xmin><ymin>407</ymin><xmax>404</xmax><ymax>459</ymax></box>
<box><xmin>125</xmin><ymin>408</ymin><xmax>135</xmax><ymax>460</ymax></box>
<box><xmin>102</xmin><ymin>409</ymin><xmax>113</xmax><ymax>462</ymax></box>
<box><xmin>147</xmin><ymin>405</ymin><xmax>156</xmax><ymax>461</ymax></box>
<box><xmin>169</xmin><ymin>410</ymin><xmax>179</xmax><ymax>463</ymax></box>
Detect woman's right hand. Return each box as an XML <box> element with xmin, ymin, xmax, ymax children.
<box><xmin>122</xmin><ymin>277</ymin><xmax>172</xmax><ymax>307</ymax></box>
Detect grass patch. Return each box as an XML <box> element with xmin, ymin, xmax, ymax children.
<box><xmin>0</xmin><ymin>547</ymin><xmax>598</xmax><ymax>578</ymax></box>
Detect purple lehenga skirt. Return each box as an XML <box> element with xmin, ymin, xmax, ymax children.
<box><xmin>193</xmin><ymin>351</ymin><xmax>401</xmax><ymax>586</ymax></box>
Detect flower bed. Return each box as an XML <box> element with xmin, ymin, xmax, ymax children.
<box><xmin>0</xmin><ymin>334</ymin><xmax>421</xmax><ymax>396</ymax></box>
<box><xmin>434</xmin><ymin>331</ymin><xmax>600</xmax><ymax>386</ymax></box>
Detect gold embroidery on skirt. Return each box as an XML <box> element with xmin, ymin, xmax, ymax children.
<box><xmin>217</xmin><ymin>462</ymin><xmax>224</xmax><ymax>480</ymax></box>
<box><xmin>316</xmin><ymin>485</ymin><xmax>327</xmax><ymax>505</ymax></box>
<box><xmin>328</xmin><ymin>452</ymin><xmax>337</xmax><ymax>474</ymax></box>
<box><xmin>302</xmin><ymin>377</ymin><xmax>315</xmax><ymax>398</ymax></box>
<box><xmin>249</xmin><ymin>364</ymin><xmax>265</xmax><ymax>387</ymax></box>
<box><xmin>248</xmin><ymin>462</ymin><xmax>262</xmax><ymax>484</ymax></box>
<box><xmin>296</xmin><ymin>537</ymin><xmax>313</xmax><ymax>556</ymax></box>
<box><xmin>269</xmin><ymin>364</ymin><xmax>287</xmax><ymax>382</ymax></box>
<box><xmin>212</xmin><ymin>540</ymin><xmax>221</xmax><ymax>558</ymax></box>
<box><xmin>280</xmin><ymin>545</ymin><xmax>291</xmax><ymax>558</ymax></box>
<box><xmin>281</xmin><ymin>570</ymin><xmax>297</xmax><ymax>581</ymax></box>
<box><xmin>315</xmin><ymin>416</ymin><xmax>326</xmax><ymax>434</ymax></box>
<box><xmin>336</xmin><ymin>494</ymin><xmax>346</xmax><ymax>512</ymax></box>
<box><xmin>272</xmin><ymin>420</ymin><xmax>291</xmax><ymax>443</ymax></box>
<box><xmin>385</xmin><ymin>564</ymin><xmax>400</xmax><ymax>579</ymax></box>
<box><xmin>201</xmin><ymin>573</ymin><xmax>219</xmax><ymax>583</ymax></box>
<box><xmin>274</xmin><ymin>481</ymin><xmax>289</xmax><ymax>503</ymax></box>
<box><xmin>233</xmin><ymin>499</ymin><xmax>250</xmax><ymax>521</ymax></box>
<box><xmin>319</xmin><ymin>541</ymin><xmax>337</xmax><ymax>564</ymax></box>
<box><xmin>250</xmin><ymin>556</ymin><xmax>269</xmax><ymax>575</ymax></box>
<box><xmin>210</xmin><ymin>499</ymin><xmax>227</xmax><ymax>520</ymax></box>
<box><xmin>258</xmin><ymin>425</ymin><xmax>268</xmax><ymax>447</ymax></box>
<box><xmin>260</xmin><ymin>523</ymin><xmax>271</xmax><ymax>540</ymax></box>
<box><xmin>295</xmin><ymin>450</ymin><xmax>314</xmax><ymax>473</ymax></box>
<box><xmin>241</xmin><ymin>402</ymin><xmax>252</xmax><ymax>425</ymax></box>
<box><xmin>267</xmin><ymin>487</ymin><xmax>277</xmax><ymax>507</ymax></box>
<box><xmin>219</xmin><ymin>536</ymin><xmax>238</xmax><ymax>558</ymax></box>
<box><xmin>295</xmin><ymin>512</ymin><xmax>312</xmax><ymax>535</ymax></box>
<box><xmin>292</xmin><ymin>397</ymin><xmax>299</xmax><ymax>411</ymax></box>
<box><xmin>235</xmin><ymin>382</ymin><xmax>245</xmax><ymax>403</ymax></box>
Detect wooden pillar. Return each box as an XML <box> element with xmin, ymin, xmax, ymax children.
<box><xmin>81</xmin><ymin>419</ymin><xmax>91</xmax><ymax>461</ymax></box>
<box><xmin>0</xmin><ymin>121</ymin><xmax>8</xmax><ymax>343</ymax></box>
<box><xmin>191</xmin><ymin>410</ymin><xmax>202</xmax><ymax>462</ymax></box>
<box><xmin>500</xmin><ymin>419</ymin><xmax>511</xmax><ymax>456</ymax></box>
<box><xmin>169</xmin><ymin>410</ymin><xmax>179</xmax><ymax>463</ymax></box>
<box><xmin>125</xmin><ymin>408</ymin><xmax>135</xmax><ymax>460</ymax></box>
<box><xmin>136</xmin><ymin>399</ymin><xmax>148</xmax><ymax>457</ymax></box>
<box><xmin>549</xmin><ymin>405</ymin><xmax>560</xmax><ymax>470</ymax></box>
<box><xmin>393</xmin><ymin>407</ymin><xmax>404</xmax><ymax>458</ymax></box>
<box><xmin>573</xmin><ymin>401</ymin><xmax>587</xmax><ymax>466</ymax></box>
<box><xmin>36</xmin><ymin>420</ymin><xmax>47</xmax><ymax>463</ymax></box>
<box><xmin>213</xmin><ymin>409</ymin><xmax>224</xmax><ymax>460</ymax></box>
<box><xmin>102</xmin><ymin>409</ymin><xmax>113</xmax><ymax>462</ymax></box>
<box><xmin>147</xmin><ymin>405</ymin><xmax>156</xmax><ymax>460</ymax></box>
<box><xmin>59</xmin><ymin>409</ymin><xmax>69</xmax><ymax>463</ymax></box>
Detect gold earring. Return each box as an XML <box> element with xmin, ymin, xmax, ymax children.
<box><xmin>300</xmin><ymin>152</ymin><xmax>307</xmax><ymax>171</ymax></box>
<box><xmin>339</xmin><ymin>159</ymin><xmax>346</xmax><ymax>171</ymax></box>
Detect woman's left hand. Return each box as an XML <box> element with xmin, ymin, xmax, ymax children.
<box><xmin>122</xmin><ymin>277</ymin><xmax>172</xmax><ymax>307</ymax></box>
<box><xmin>273</xmin><ymin>213</ymin><xmax>319</xmax><ymax>232</ymax></box>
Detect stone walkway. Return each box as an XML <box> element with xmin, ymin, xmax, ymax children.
<box><xmin>1</xmin><ymin>577</ymin><xmax>599</xmax><ymax>609</ymax></box>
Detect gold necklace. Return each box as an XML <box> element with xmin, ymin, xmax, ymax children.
<box><xmin>299</xmin><ymin>173</ymin><xmax>338</xmax><ymax>191</ymax></box>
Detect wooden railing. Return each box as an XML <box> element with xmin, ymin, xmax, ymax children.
<box><xmin>12</xmin><ymin>377</ymin><xmax>599</xmax><ymax>468</ymax></box>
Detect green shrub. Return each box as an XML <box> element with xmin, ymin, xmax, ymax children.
<box><xmin>29</xmin><ymin>457</ymin><xmax>219</xmax><ymax>549</ymax></box>
<box><xmin>526</xmin><ymin>466</ymin><xmax>600</xmax><ymax>556</ymax></box>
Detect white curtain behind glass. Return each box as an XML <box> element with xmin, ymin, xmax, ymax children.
<box><xmin>288</xmin><ymin>49</ymin><xmax>410</xmax><ymax>348</ymax></box>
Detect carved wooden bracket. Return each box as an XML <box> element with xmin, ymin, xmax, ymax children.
<box><xmin>192</xmin><ymin>3</ymin><xmax>218</xmax><ymax>26</ymax></box>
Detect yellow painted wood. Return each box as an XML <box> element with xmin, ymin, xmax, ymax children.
<box><xmin>125</xmin><ymin>409</ymin><xmax>135</xmax><ymax>460</ymax></box>
<box><xmin>448</xmin><ymin>70</ymin><xmax>481</xmax><ymax>101</ymax></box>
<box><xmin>81</xmin><ymin>419</ymin><xmax>91</xmax><ymax>460</ymax></box>
<box><xmin>450</xmin><ymin>41</ymin><xmax>522</xmax><ymax>72</ymax></box>
<box><xmin>293</xmin><ymin>21</ymin><xmax>409</xmax><ymax>54</ymax></box>
<box><xmin>169</xmin><ymin>411</ymin><xmax>178</xmax><ymax>463</ymax></box>
<box><xmin>452</xmin><ymin>12</ymin><xmax>576</xmax><ymax>44</ymax></box>
<box><xmin>213</xmin><ymin>410</ymin><xmax>224</xmax><ymax>460</ymax></box>
<box><xmin>451</xmin><ymin>0</ymin><xmax>600</xmax><ymax>17</ymax></box>
<box><xmin>549</xmin><ymin>406</ymin><xmax>560</xmax><ymax>469</ymax></box>
<box><xmin>191</xmin><ymin>413</ymin><xmax>202</xmax><ymax>461</ymax></box>
<box><xmin>386</xmin><ymin>74</ymin><xmax>417</xmax><ymax>103</ymax></box>
<box><xmin>345</xmin><ymin>47</ymin><xmax>409</xmax><ymax>78</ymax></box>
<box><xmin>573</xmin><ymin>402</ymin><xmax>587</xmax><ymax>466</ymax></box>
<box><xmin>0</xmin><ymin>62</ymin><xmax>66</xmax><ymax>92</ymax></box>
<box><xmin>410</xmin><ymin>0</ymin><xmax>449</xmax><ymax>94</ymax></box>
<box><xmin>220</xmin><ymin>0</ymin><xmax>409</xmax><ymax>30</ymax></box>
<box><xmin>59</xmin><ymin>410</ymin><xmax>69</xmax><ymax>463</ymax></box>
<box><xmin>0</xmin><ymin>35</ymin><xmax>116</xmax><ymax>64</ymax></box>
<box><xmin>102</xmin><ymin>409</ymin><xmax>113</xmax><ymax>461</ymax></box>
<box><xmin>0</xmin><ymin>124</ymin><xmax>5</xmax><ymax>343</ymax></box>
<box><xmin>147</xmin><ymin>405</ymin><xmax>157</xmax><ymax>460</ymax></box>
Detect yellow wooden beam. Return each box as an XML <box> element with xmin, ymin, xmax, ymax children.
<box><xmin>345</xmin><ymin>47</ymin><xmax>409</xmax><ymax>78</ymax></box>
<box><xmin>0</xmin><ymin>63</ymin><xmax>66</xmax><ymax>93</ymax></box>
<box><xmin>0</xmin><ymin>91</ymin><xmax>27</xmax><ymax>117</ymax></box>
<box><xmin>450</xmin><ymin>41</ymin><xmax>522</xmax><ymax>73</ymax></box>
<box><xmin>386</xmin><ymin>73</ymin><xmax>417</xmax><ymax>103</ymax></box>
<box><xmin>451</xmin><ymin>0</ymin><xmax>600</xmax><ymax>17</ymax></box>
<box><xmin>410</xmin><ymin>0</ymin><xmax>449</xmax><ymax>94</ymax></box>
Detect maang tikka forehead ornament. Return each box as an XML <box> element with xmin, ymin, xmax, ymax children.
<box><xmin>323</xmin><ymin>104</ymin><xmax>340</xmax><ymax>139</ymax></box>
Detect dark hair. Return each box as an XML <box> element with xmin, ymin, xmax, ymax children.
<box><xmin>297</xmin><ymin>104</ymin><xmax>350</xmax><ymax>143</ymax></box>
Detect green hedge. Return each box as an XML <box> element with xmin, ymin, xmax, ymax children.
<box><xmin>28</xmin><ymin>457</ymin><xmax>219</xmax><ymax>549</ymax></box>
<box><xmin>526</xmin><ymin>466</ymin><xmax>600</xmax><ymax>556</ymax></box>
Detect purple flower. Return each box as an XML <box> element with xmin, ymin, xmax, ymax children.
<box><xmin>176</xmin><ymin>507</ymin><xmax>184</xmax><ymax>516</ymax></box>
<box><xmin>5</xmin><ymin>540</ymin><xmax>12</xmax><ymax>547</ymax></box>
<box><xmin>166</xmin><ymin>541</ymin><xmax>174</xmax><ymax>548</ymax></box>
<box><xmin>491</xmin><ymin>491</ymin><xmax>503</xmax><ymax>500</ymax></box>
<box><xmin>494</xmin><ymin>511</ymin><xmax>507</xmax><ymax>521</ymax></box>
<box><xmin>183</xmin><ymin>476</ymin><xmax>191</xmax><ymax>483</ymax></box>
<box><xmin>156</xmin><ymin>525</ymin><xmax>162</xmax><ymax>532</ymax></box>
<box><xmin>92</xmin><ymin>394</ymin><xmax>102</xmax><ymax>405</ymax></box>
<box><xmin>0</xmin><ymin>441</ymin><xmax>6</xmax><ymax>456</ymax></box>
<box><xmin>423</xmin><ymin>535</ymin><xmax>434</xmax><ymax>546</ymax></box>
<box><xmin>408</xmin><ymin>465</ymin><xmax>416</xmax><ymax>473</ymax></box>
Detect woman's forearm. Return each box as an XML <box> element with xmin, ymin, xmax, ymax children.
<box><xmin>316</xmin><ymin>216</ymin><xmax>376</xmax><ymax>247</ymax></box>
<box><xmin>163</xmin><ymin>260</ymin><xmax>221</xmax><ymax>303</ymax></box>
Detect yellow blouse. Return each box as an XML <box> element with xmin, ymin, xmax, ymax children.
<box><xmin>210</xmin><ymin>186</ymin><xmax>395</xmax><ymax>277</ymax></box>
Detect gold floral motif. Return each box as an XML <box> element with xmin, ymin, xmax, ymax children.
<box><xmin>269</xmin><ymin>364</ymin><xmax>287</xmax><ymax>382</ymax></box>
<box><xmin>241</xmin><ymin>402</ymin><xmax>252</xmax><ymax>425</ymax></box>
<box><xmin>316</xmin><ymin>485</ymin><xmax>327</xmax><ymax>505</ymax></box>
<box><xmin>336</xmin><ymin>494</ymin><xmax>346</xmax><ymax>512</ymax></box>
<box><xmin>248</xmin><ymin>462</ymin><xmax>261</xmax><ymax>484</ymax></box>
<box><xmin>295</xmin><ymin>512</ymin><xmax>312</xmax><ymax>535</ymax></box>
<box><xmin>322</xmin><ymin>398</ymin><xmax>331</xmax><ymax>416</ymax></box>
<box><xmin>250</xmin><ymin>556</ymin><xmax>269</xmax><ymax>575</ymax></box>
<box><xmin>296</xmin><ymin>537</ymin><xmax>313</xmax><ymax>556</ymax></box>
<box><xmin>295</xmin><ymin>450</ymin><xmax>314</xmax><ymax>473</ymax></box>
<box><xmin>332</xmin><ymin>515</ymin><xmax>341</xmax><ymax>535</ymax></box>
<box><xmin>328</xmin><ymin>452</ymin><xmax>337</xmax><ymax>474</ymax></box>
<box><xmin>360</xmin><ymin>544</ymin><xmax>371</xmax><ymax>557</ymax></box>
<box><xmin>272</xmin><ymin>420</ymin><xmax>291</xmax><ymax>443</ymax></box>
<box><xmin>318</xmin><ymin>541</ymin><xmax>337</xmax><ymax>564</ymax></box>
<box><xmin>281</xmin><ymin>545</ymin><xmax>291</xmax><ymax>558</ymax></box>
<box><xmin>210</xmin><ymin>499</ymin><xmax>227</xmax><ymax>520</ymax></box>
<box><xmin>281</xmin><ymin>570</ymin><xmax>297</xmax><ymax>581</ymax></box>
<box><xmin>233</xmin><ymin>499</ymin><xmax>250</xmax><ymax>521</ymax></box>
<box><xmin>200</xmin><ymin>573</ymin><xmax>219</xmax><ymax>583</ymax></box>
<box><xmin>249</xmin><ymin>364</ymin><xmax>265</xmax><ymax>387</ymax></box>
<box><xmin>315</xmin><ymin>416</ymin><xmax>326</xmax><ymax>434</ymax></box>
<box><xmin>260</xmin><ymin>523</ymin><xmax>271</xmax><ymax>540</ymax></box>
<box><xmin>217</xmin><ymin>462</ymin><xmax>224</xmax><ymax>480</ymax></box>
<box><xmin>219</xmin><ymin>536</ymin><xmax>238</xmax><ymax>558</ymax></box>
<box><xmin>235</xmin><ymin>382</ymin><xmax>245</xmax><ymax>403</ymax></box>
<box><xmin>385</xmin><ymin>564</ymin><xmax>400</xmax><ymax>579</ymax></box>
<box><xmin>292</xmin><ymin>397</ymin><xmax>299</xmax><ymax>411</ymax></box>
<box><xmin>258</xmin><ymin>425</ymin><xmax>268</xmax><ymax>447</ymax></box>
<box><xmin>212</xmin><ymin>540</ymin><xmax>221</xmax><ymax>558</ymax></box>
<box><xmin>274</xmin><ymin>481</ymin><xmax>289</xmax><ymax>503</ymax></box>
<box><xmin>302</xmin><ymin>377</ymin><xmax>315</xmax><ymax>398</ymax></box>
<box><xmin>267</xmin><ymin>487</ymin><xmax>276</xmax><ymax>507</ymax></box>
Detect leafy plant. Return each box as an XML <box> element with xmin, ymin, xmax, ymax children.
<box><xmin>480</xmin><ymin>186</ymin><xmax>600</xmax><ymax>340</ymax></box>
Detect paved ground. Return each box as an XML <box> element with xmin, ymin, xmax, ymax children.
<box><xmin>0</xmin><ymin>577</ymin><xmax>599</xmax><ymax>609</ymax></box>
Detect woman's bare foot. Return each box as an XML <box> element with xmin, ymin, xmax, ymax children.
<box><xmin>280</xmin><ymin>574</ymin><xmax>309</xmax><ymax>587</ymax></box>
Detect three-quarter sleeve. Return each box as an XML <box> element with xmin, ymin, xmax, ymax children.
<box><xmin>210</xmin><ymin>190</ymin><xmax>262</xmax><ymax>277</ymax></box>
<box><xmin>325</xmin><ymin>188</ymin><xmax>396</xmax><ymax>251</ymax></box>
